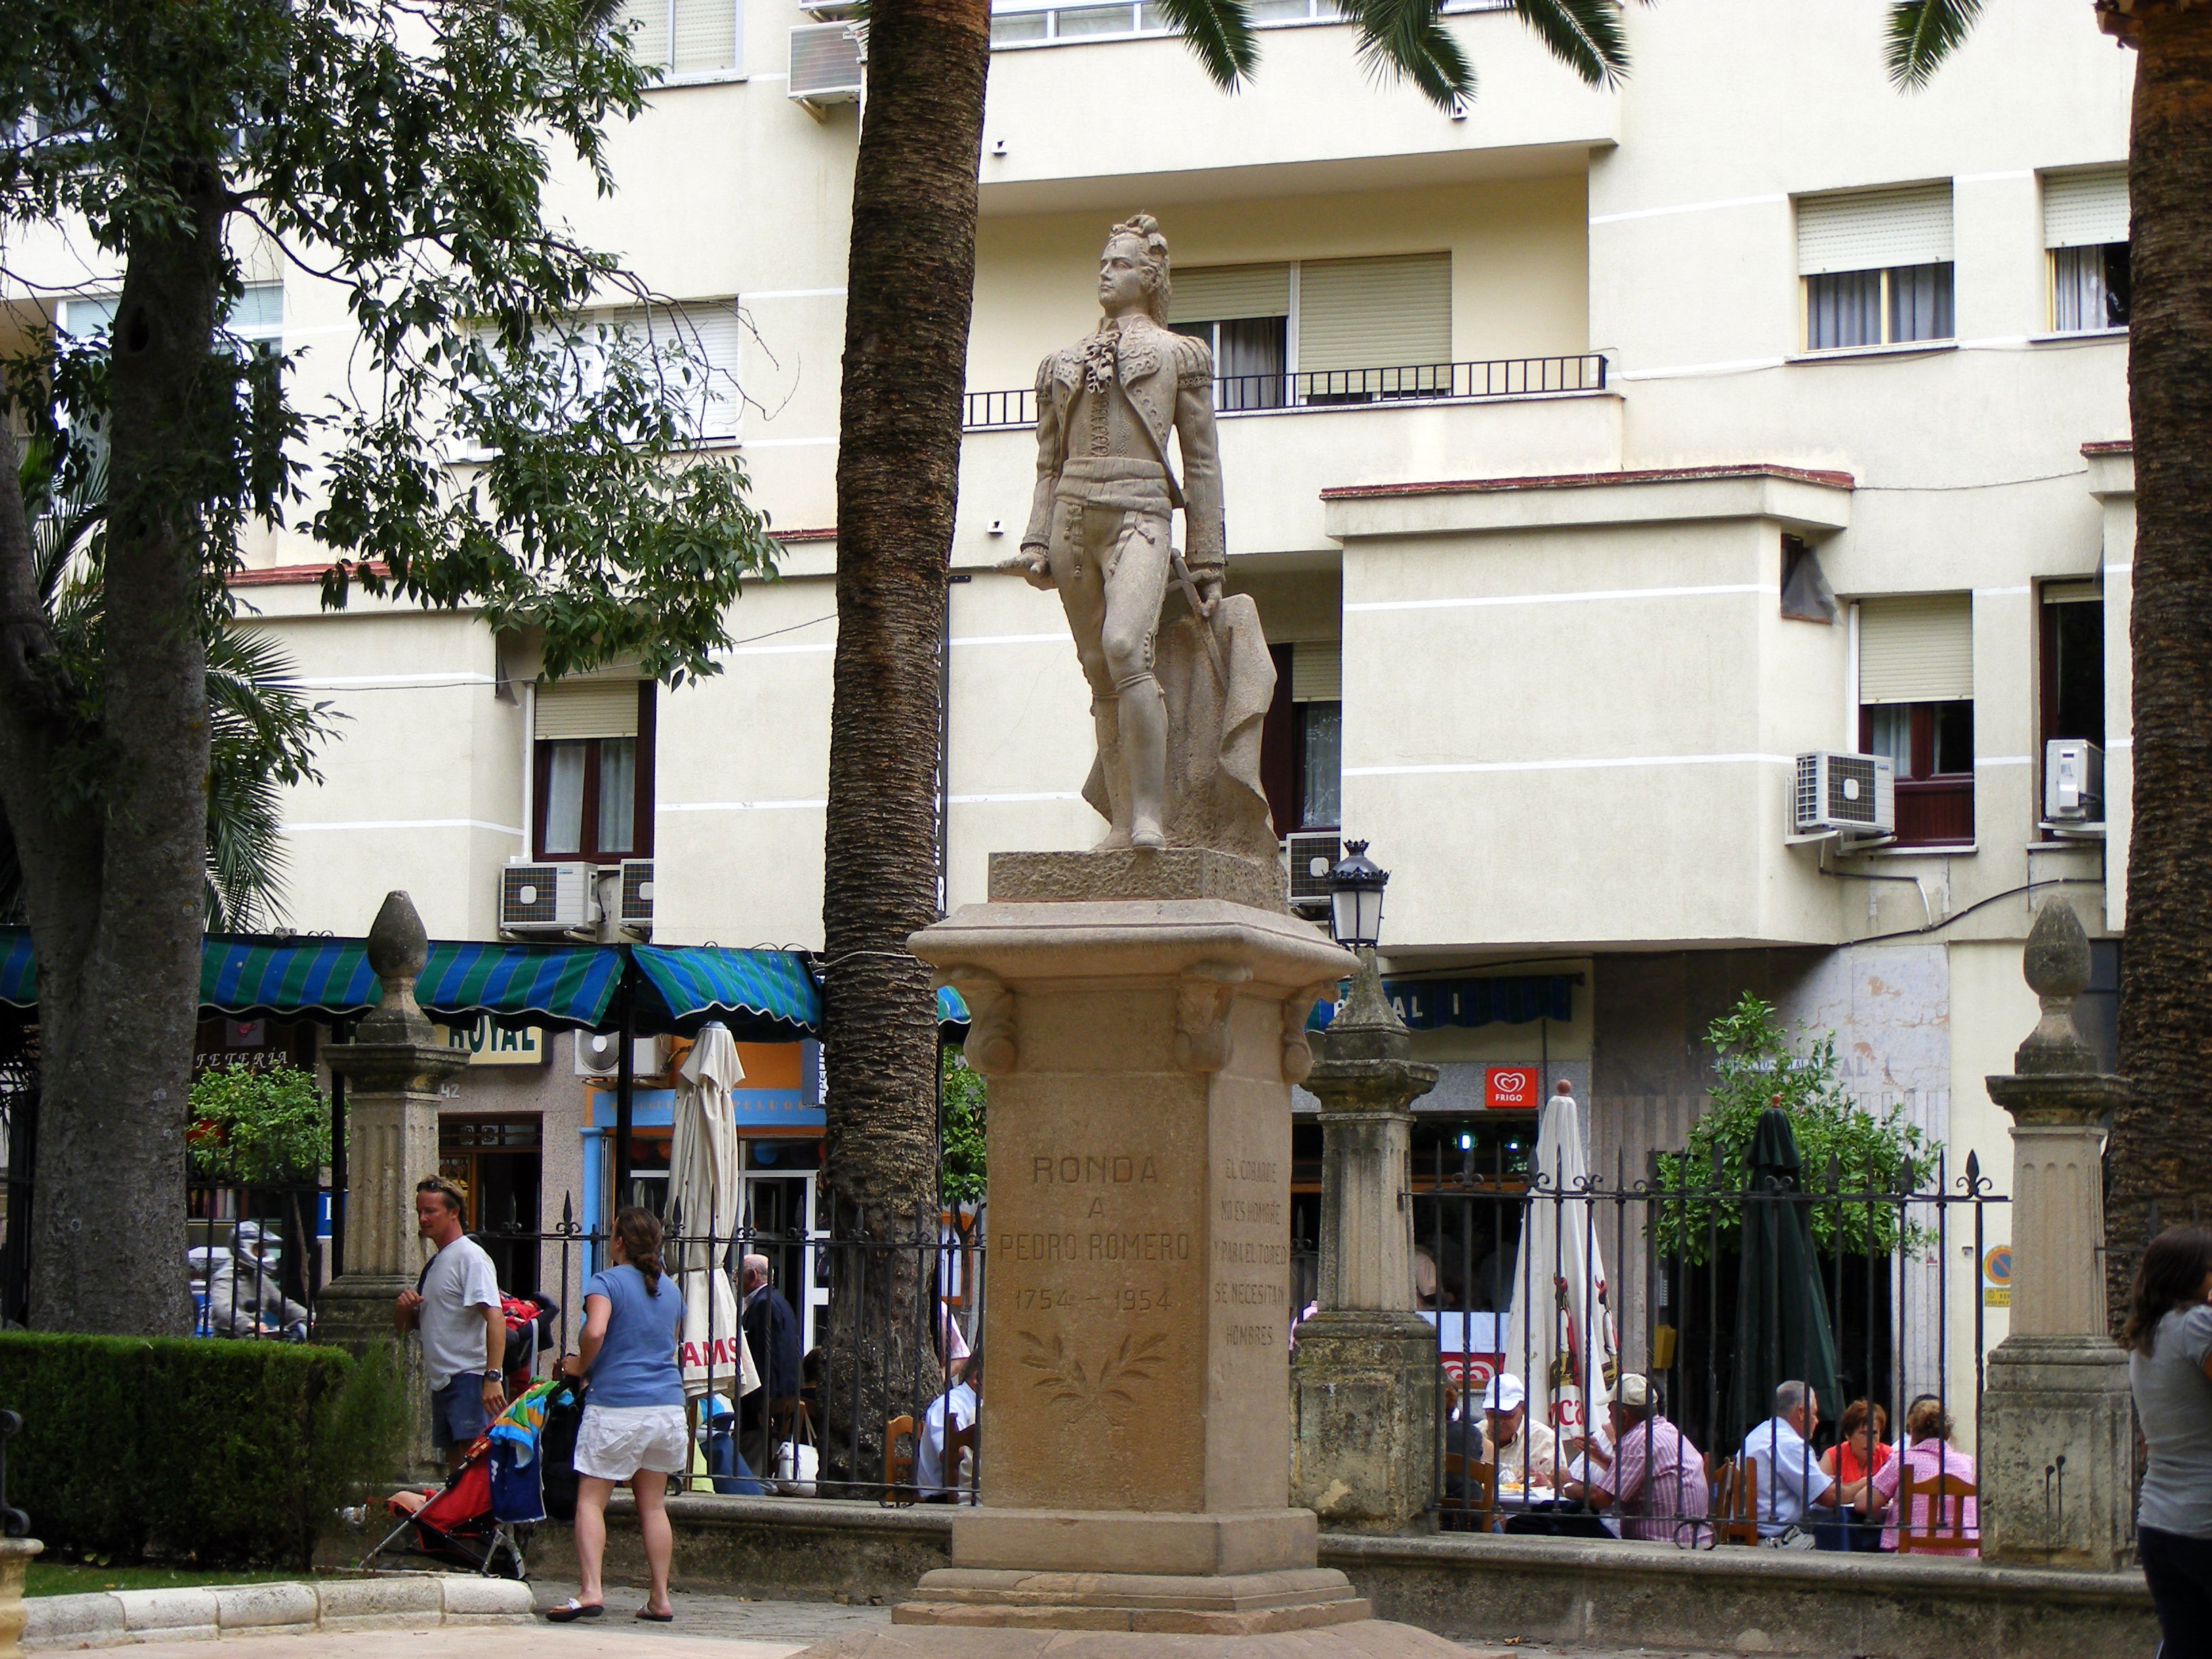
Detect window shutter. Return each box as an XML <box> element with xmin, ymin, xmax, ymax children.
<box><xmin>537</xmin><ymin>680</ymin><xmax>642</xmax><ymax>739</ymax></box>
<box><xmin>1294</xmin><ymin>253</ymin><xmax>1452</xmax><ymax>373</ymax></box>
<box><xmin>1291</xmin><ymin>640</ymin><xmax>1341</xmax><ymax>703</ymax></box>
<box><xmin>1169</xmin><ymin>264</ymin><xmax>1291</xmax><ymax>324</ymax></box>
<box><xmin>1797</xmin><ymin>184</ymin><xmax>1954</xmax><ymax>276</ymax></box>
<box><xmin>2043</xmin><ymin>167</ymin><xmax>2128</xmax><ymax>249</ymax></box>
<box><xmin>616</xmin><ymin>0</ymin><xmax>670</xmax><ymax>69</ymax></box>
<box><xmin>1858</xmin><ymin>595</ymin><xmax>1973</xmax><ymax>704</ymax></box>
<box><xmin>672</xmin><ymin>0</ymin><xmax>740</xmax><ymax>75</ymax></box>
<box><xmin>673</xmin><ymin>299</ymin><xmax>745</xmax><ymax>438</ymax></box>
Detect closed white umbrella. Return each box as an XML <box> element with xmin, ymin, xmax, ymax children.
<box><xmin>669</xmin><ymin>1023</ymin><xmax>758</xmax><ymax>1402</ymax></box>
<box><xmin>1504</xmin><ymin>1085</ymin><xmax>1618</xmax><ymax>1444</ymax></box>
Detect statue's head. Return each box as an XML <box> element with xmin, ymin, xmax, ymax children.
<box><xmin>1099</xmin><ymin>213</ymin><xmax>1170</xmax><ymax>325</ymax></box>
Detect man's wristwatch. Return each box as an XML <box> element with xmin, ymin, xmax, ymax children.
<box><xmin>483</xmin><ymin>1370</ymin><xmax>503</xmax><ymax>1381</ymax></box>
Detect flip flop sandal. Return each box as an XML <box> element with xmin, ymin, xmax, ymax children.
<box><xmin>635</xmin><ymin>1608</ymin><xmax>676</xmax><ymax>1622</ymax></box>
<box><xmin>547</xmin><ymin>1601</ymin><xmax>605</xmax><ymax>1622</ymax></box>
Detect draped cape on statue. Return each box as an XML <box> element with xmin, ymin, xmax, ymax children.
<box><xmin>1083</xmin><ymin>591</ymin><xmax>1279</xmax><ymax>864</ymax></box>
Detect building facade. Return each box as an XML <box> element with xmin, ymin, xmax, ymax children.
<box><xmin>4</xmin><ymin>0</ymin><xmax>2140</xmax><ymax>1423</ymax></box>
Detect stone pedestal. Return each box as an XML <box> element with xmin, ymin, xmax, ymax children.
<box><xmin>0</xmin><ymin>1538</ymin><xmax>41</xmax><ymax>1659</ymax></box>
<box><xmin>1979</xmin><ymin>901</ymin><xmax>2134</xmax><ymax>1569</ymax></box>
<box><xmin>797</xmin><ymin>852</ymin><xmax>1461</xmax><ymax>1657</ymax></box>
<box><xmin>1290</xmin><ymin>954</ymin><xmax>1438</xmax><ymax>1534</ymax></box>
<box><xmin>314</xmin><ymin>892</ymin><xmax>468</xmax><ymax>1477</ymax></box>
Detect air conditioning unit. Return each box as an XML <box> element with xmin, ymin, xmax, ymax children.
<box><xmin>619</xmin><ymin>859</ymin><xmax>655</xmax><ymax>926</ymax></box>
<box><xmin>499</xmin><ymin>862</ymin><xmax>592</xmax><ymax>933</ymax></box>
<box><xmin>2044</xmin><ymin>738</ymin><xmax>2106</xmax><ymax>823</ymax></box>
<box><xmin>789</xmin><ymin>21</ymin><xmax>865</xmax><ymax>105</ymax></box>
<box><xmin>574</xmin><ymin>1031</ymin><xmax>665</xmax><ymax>1079</ymax></box>
<box><xmin>1284</xmin><ymin>831</ymin><xmax>1342</xmax><ymax>915</ymax></box>
<box><xmin>1793</xmin><ymin>752</ymin><xmax>1896</xmax><ymax>838</ymax></box>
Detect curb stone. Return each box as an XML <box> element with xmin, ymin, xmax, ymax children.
<box><xmin>24</xmin><ymin>1576</ymin><xmax>531</xmax><ymax>1649</ymax></box>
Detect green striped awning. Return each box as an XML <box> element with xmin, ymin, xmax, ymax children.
<box><xmin>630</xmin><ymin>945</ymin><xmax>819</xmax><ymax>1040</ymax></box>
<box><xmin>0</xmin><ymin>928</ymin><xmax>621</xmax><ymax>1031</ymax></box>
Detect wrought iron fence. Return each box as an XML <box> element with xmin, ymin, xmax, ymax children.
<box><xmin>1410</xmin><ymin>1143</ymin><xmax>2007</xmax><ymax>1549</ymax></box>
<box><xmin>188</xmin><ymin>1179</ymin><xmax>329</xmax><ymax>1340</ymax></box>
<box><xmin>469</xmin><ymin>1202</ymin><xmax>985</xmax><ymax>1506</ymax></box>
<box><xmin>960</xmin><ymin>354</ymin><xmax>1610</xmax><ymax>431</ymax></box>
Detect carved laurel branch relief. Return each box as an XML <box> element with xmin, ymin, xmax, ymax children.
<box><xmin>1020</xmin><ymin>1328</ymin><xmax>1169</xmax><ymax>1418</ymax></box>
<box><xmin>1174</xmin><ymin>960</ymin><xmax>1250</xmax><ymax>1073</ymax></box>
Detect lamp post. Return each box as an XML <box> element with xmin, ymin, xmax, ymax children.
<box><xmin>1290</xmin><ymin>844</ymin><xmax>1439</xmax><ymax>1533</ymax></box>
<box><xmin>1327</xmin><ymin>840</ymin><xmax>1389</xmax><ymax>951</ymax></box>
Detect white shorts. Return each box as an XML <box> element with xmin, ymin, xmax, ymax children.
<box><xmin>573</xmin><ymin>1403</ymin><xmax>689</xmax><ymax>1481</ymax></box>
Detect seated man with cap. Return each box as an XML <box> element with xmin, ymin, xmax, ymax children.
<box><xmin>1477</xmin><ymin>1373</ymin><xmax>1559</xmax><ymax>1489</ymax></box>
<box><xmin>1561</xmin><ymin>1373</ymin><xmax>1711</xmax><ymax>1543</ymax></box>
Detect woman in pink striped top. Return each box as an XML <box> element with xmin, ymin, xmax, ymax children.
<box><xmin>1870</xmin><ymin>1396</ymin><xmax>1978</xmax><ymax>1553</ymax></box>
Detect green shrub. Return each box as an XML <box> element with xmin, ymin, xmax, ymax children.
<box><xmin>0</xmin><ymin>1332</ymin><xmax>405</xmax><ymax>1568</ymax></box>
<box><xmin>188</xmin><ymin>1062</ymin><xmax>330</xmax><ymax>1183</ymax></box>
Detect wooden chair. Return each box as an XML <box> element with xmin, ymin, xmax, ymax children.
<box><xmin>1711</xmin><ymin>1458</ymin><xmax>1761</xmax><ymax>1547</ymax></box>
<box><xmin>1438</xmin><ymin>1454</ymin><xmax>1498</xmax><ymax>1534</ymax></box>
<box><xmin>883</xmin><ymin>1414</ymin><xmax>916</xmax><ymax>1502</ymax></box>
<box><xmin>1895</xmin><ymin>1469</ymin><xmax>1979</xmax><ymax>1556</ymax></box>
<box><xmin>944</xmin><ymin>1418</ymin><xmax>979</xmax><ymax>1502</ymax></box>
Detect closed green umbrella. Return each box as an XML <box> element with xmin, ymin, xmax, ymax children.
<box><xmin>1725</xmin><ymin>1106</ymin><xmax>1842</xmax><ymax>1449</ymax></box>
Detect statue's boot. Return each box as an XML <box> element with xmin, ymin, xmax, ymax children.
<box><xmin>1090</xmin><ymin>697</ymin><xmax>1132</xmax><ymax>850</ymax></box>
<box><xmin>1118</xmin><ymin>672</ymin><xmax>1168</xmax><ymax>851</ymax></box>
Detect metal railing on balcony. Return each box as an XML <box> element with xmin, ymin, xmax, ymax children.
<box><xmin>989</xmin><ymin>0</ymin><xmax>1508</xmax><ymax>47</ymax></box>
<box><xmin>962</xmin><ymin>353</ymin><xmax>1609</xmax><ymax>432</ymax></box>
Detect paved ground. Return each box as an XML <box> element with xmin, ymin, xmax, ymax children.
<box><xmin>105</xmin><ymin>1584</ymin><xmax>1779</xmax><ymax>1659</ymax></box>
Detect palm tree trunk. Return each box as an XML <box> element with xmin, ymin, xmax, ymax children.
<box><xmin>818</xmin><ymin>0</ymin><xmax>990</xmax><ymax>1486</ymax></box>
<box><xmin>2107</xmin><ymin>3</ymin><xmax>2212</xmax><ymax>1319</ymax></box>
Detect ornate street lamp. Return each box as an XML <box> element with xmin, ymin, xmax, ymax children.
<box><xmin>1326</xmin><ymin>840</ymin><xmax>1389</xmax><ymax>950</ymax></box>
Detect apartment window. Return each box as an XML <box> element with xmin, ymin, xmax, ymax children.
<box><xmin>1799</xmin><ymin>184</ymin><xmax>1955</xmax><ymax>351</ymax></box>
<box><xmin>489</xmin><ymin>300</ymin><xmax>743</xmax><ymax>444</ymax></box>
<box><xmin>2040</xmin><ymin>580</ymin><xmax>2104</xmax><ymax>815</ymax></box>
<box><xmin>534</xmin><ymin>680</ymin><xmax>655</xmax><ymax>862</ymax></box>
<box><xmin>1169</xmin><ymin>253</ymin><xmax>1451</xmax><ymax>408</ymax></box>
<box><xmin>1170</xmin><ymin>264</ymin><xmax>1289</xmax><ymax>410</ymax></box>
<box><xmin>58</xmin><ymin>283</ymin><xmax>282</xmax><ymax>350</ymax></box>
<box><xmin>1260</xmin><ymin>640</ymin><xmax>1341</xmax><ymax>832</ymax></box>
<box><xmin>1858</xmin><ymin>594</ymin><xmax>1973</xmax><ymax>847</ymax></box>
<box><xmin>2044</xmin><ymin>167</ymin><xmax>2130</xmax><ymax>333</ymax></box>
<box><xmin>614</xmin><ymin>0</ymin><xmax>742</xmax><ymax>79</ymax></box>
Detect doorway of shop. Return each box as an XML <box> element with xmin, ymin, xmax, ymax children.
<box><xmin>441</xmin><ymin>1114</ymin><xmax>543</xmax><ymax>1297</ymax></box>
<box><xmin>740</xmin><ymin>1141</ymin><xmax>822</xmax><ymax>1351</ymax></box>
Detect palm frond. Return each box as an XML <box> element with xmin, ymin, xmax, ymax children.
<box><xmin>1885</xmin><ymin>0</ymin><xmax>1982</xmax><ymax>90</ymax></box>
<box><xmin>1158</xmin><ymin>0</ymin><xmax>1259</xmax><ymax>91</ymax></box>
<box><xmin>203</xmin><ymin>739</ymin><xmax>293</xmax><ymax>934</ymax></box>
<box><xmin>1338</xmin><ymin>0</ymin><xmax>1473</xmax><ymax>110</ymax></box>
<box><xmin>1511</xmin><ymin>0</ymin><xmax>1629</xmax><ymax>88</ymax></box>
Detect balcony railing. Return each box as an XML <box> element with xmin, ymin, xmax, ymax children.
<box><xmin>962</xmin><ymin>354</ymin><xmax>1609</xmax><ymax>432</ymax></box>
<box><xmin>989</xmin><ymin>0</ymin><xmax>1507</xmax><ymax>48</ymax></box>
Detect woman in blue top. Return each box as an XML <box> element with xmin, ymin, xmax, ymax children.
<box><xmin>546</xmin><ymin>1207</ymin><xmax>685</xmax><ymax>1623</ymax></box>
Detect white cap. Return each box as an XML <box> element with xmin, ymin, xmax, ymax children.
<box><xmin>1483</xmin><ymin>1373</ymin><xmax>1526</xmax><ymax>1413</ymax></box>
<box><xmin>1616</xmin><ymin>1372</ymin><xmax>1651</xmax><ymax>1409</ymax></box>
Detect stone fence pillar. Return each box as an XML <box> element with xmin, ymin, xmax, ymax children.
<box><xmin>1980</xmin><ymin>899</ymin><xmax>2133</xmax><ymax>1568</ymax></box>
<box><xmin>1289</xmin><ymin>950</ymin><xmax>1439</xmax><ymax>1533</ymax></box>
<box><xmin>314</xmin><ymin>891</ymin><xmax>466</xmax><ymax>1476</ymax></box>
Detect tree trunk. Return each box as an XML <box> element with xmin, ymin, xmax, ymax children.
<box><xmin>817</xmin><ymin>0</ymin><xmax>991</xmax><ymax>1487</ymax></box>
<box><xmin>2108</xmin><ymin>4</ymin><xmax>2212</xmax><ymax>1320</ymax></box>
<box><xmin>0</xmin><ymin>172</ymin><xmax>225</xmax><ymax>1335</ymax></box>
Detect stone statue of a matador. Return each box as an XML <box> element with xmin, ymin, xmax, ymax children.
<box><xmin>1005</xmin><ymin>214</ymin><xmax>1279</xmax><ymax>865</ymax></box>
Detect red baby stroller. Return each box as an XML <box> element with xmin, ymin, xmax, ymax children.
<box><xmin>363</xmin><ymin>1437</ymin><xmax>529</xmax><ymax>1579</ymax></box>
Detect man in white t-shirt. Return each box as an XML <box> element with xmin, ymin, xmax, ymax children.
<box><xmin>915</xmin><ymin>1347</ymin><xmax>981</xmax><ymax>1500</ymax></box>
<box><xmin>394</xmin><ymin>1177</ymin><xmax>506</xmax><ymax>1470</ymax></box>
<box><xmin>1740</xmin><ymin>1379</ymin><xmax>1868</xmax><ymax>1539</ymax></box>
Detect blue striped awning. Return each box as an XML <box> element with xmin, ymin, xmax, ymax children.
<box><xmin>629</xmin><ymin>945</ymin><xmax>819</xmax><ymax>1040</ymax></box>
<box><xmin>937</xmin><ymin>985</ymin><xmax>968</xmax><ymax>1027</ymax></box>
<box><xmin>0</xmin><ymin>928</ymin><xmax>621</xmax><ymax>1031</ymax></box>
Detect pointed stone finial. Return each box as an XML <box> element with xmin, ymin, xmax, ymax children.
<box><xmin>359</xmin><ymin>890</ymin><xmax>436</xmax><ymax>1044</ymax></box>
<box><xmin>2015</xmin><ymin>899</ymin><xmax>2097</xmax><ymax>1076</ymax></box>
<box><xmin>1315</xmin><ymin>948</ymin><xmax>1412</xmax><ymax>1065</ymax></box>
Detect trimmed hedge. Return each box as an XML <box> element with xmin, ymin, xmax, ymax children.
<box><xmin>0</xmin><ymin>1332</ymin><xmax>404</xmax><ymax>1568</ymax></box>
